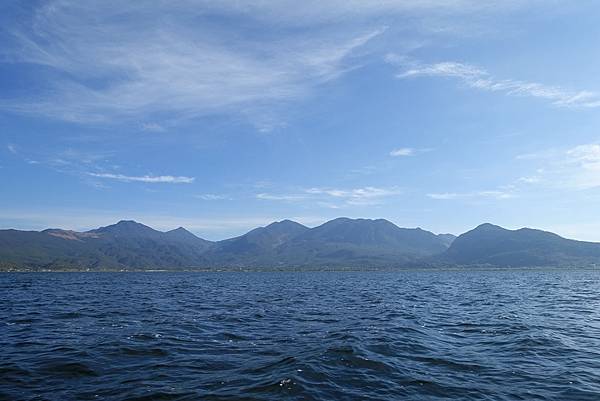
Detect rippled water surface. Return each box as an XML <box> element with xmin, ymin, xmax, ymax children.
<box><xmin>1</xmin><ymin>270</ymin><xmax>600</xmax><ymax>400</ymax></box>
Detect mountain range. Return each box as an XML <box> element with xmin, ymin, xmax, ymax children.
<box><xmin>1</xmin><ymin>218</ymin><xmax>599</xmax><ymax>271</ymax></box>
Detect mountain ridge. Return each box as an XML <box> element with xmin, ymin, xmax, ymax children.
<box><xmin>1</xmin><ymin>219</ymin><xmax>599</xmax><ymax>271</ymax></box>
<box><xmin>441</xmin><ymin>223</ymin><xmax>600</xmax><ymax>267</ymax></box>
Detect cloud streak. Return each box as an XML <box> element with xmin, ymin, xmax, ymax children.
<box><xmin>0</xmin><ymin>0</ymin><xmax>543</xmax><ymax>126</ymax></box>
<box><xmin>563</xmin><ymin>144</ymin><xmax>600</xmax><ymax>189</ymax></box>
<box><xmin>390</xmin><ymin>59</ymin><xmax>600</xmax><ymax>108</ymax></box>
<box><xmin>195</xmin><ymin>194</ymin><xmax>232</xmax><ymax>201</ymax></box>
<box><xmin>513</xmin><ymin>143</ymin><xmax>600</xmax><ymax>191</ymax></box>
<box><xmin>197</xmin><ymin>0</ymin><xmax>514</xmax><ymax>25</ymax></box>
<box><xmin>0</xmin><ymin>1</ymin><xmax>386</xmax><ymax>125</ymax></box>
<box><xmin>428</xmin><ymin>190</ymin><xmax>514</xmax><ymax>200</ymax></box>
<box><xmin>257</xmin><ymin>186</ymin><xmax>402</xmax><ymax>207</ymax></box>
<box><xmin>256</xmin><ymin>193</ymin><xmax>308</xmax><ymax>202</ymax></box>
<box><xmin>390</xmin><ymin>147</ymin><xmax>414</xmax><ymax>157</ymax></box>
<box><xmin>305</xmin><ymin>186</ymin><xmax>401</xmax><ymax>200</ymax></box>
<box><xmin>89</xmin><ymin>173</ymin><xmax>195</xmax><ymax>184</ymax></box>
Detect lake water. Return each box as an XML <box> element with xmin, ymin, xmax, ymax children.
<box><xmin>1</xmin><ymin>270</ymin><xmax>600</xmax><ymax>400</ymax></box>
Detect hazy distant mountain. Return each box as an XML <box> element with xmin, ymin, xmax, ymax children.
<box><xmin>164</xmin><ymin>227</ymin><xmax>214</xmax><ymax>250</ymax></box>
<box><xmin>202</xmin><ymin>220</ymin><xmax>309</xmax><ymax>266</ymax></box>
<box><xmin>200</xmin><ymin>217</ymin><xmax>451</xmax><ymax>268</ymax></box>
<box><xmin>0</xmin><ymin>229</ymin><xmax>110</xmax><ymax>270</ymax></box>
<box><xmin>91</xmin><ymin>220</ymin><xmax>162</xmax><ymax>238</ymax></box>
<box><xmin>275</xmin><ymin>218</ymin><xmax>450</xmax><ymax>268</ymax></box>
<box><xmin>0</xmin><ymin>220</ymin><xmax>213</xmax><ymax>270</ymax></box>
<box><xmin>437</xmin><ymin>233</ymin><xmax>457</xmax><ymax>247</ymax></box>
<box><xmin>87</xmin><ymin>221</ymin><xmax>214</xmax><ymax>269</ymax></box>
<box><xmin>442</xmin><ymin>223</ymin><xmax>600</xmax><ymax>267</ymax></box>
<box><xmin>3</xmin><ymin>219</ymin><xmax>600</xmax><ymax>271</ymax></box>
<box><xmin>218</xmin><ymin>220</ymin><xmax>309</xmax><ymax>252</ymax></box>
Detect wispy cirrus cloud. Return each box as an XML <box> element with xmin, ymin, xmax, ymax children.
<box><xmin>428</xmin><ymin>190</ymin><xmax>515</xmax><ymax>200</ymax></box>
<box><xmin>390</xmin><ymin>147</ymin><xmax>415</xmax><ymax>157</ymax></box>
<box><xmin>201</xmin><ymin>0</ymin><xmax>517</xmax><ymax>25</ymax></box>
<box><xmin>7</xmin><ymin>144</ymin><xmax>114</xmax><ymax>176</ymax></box>
<box><xmin>511</xmin><ymin>143</ymin><xmax>600</xmax><ymax>191</ymax></box>
<box><xmin>562</xmin><ymin>144</ymin><xmax>600</xmax><ymax>189</ymax></box>
<box><xmin>89</xmin><ymin>173</ymin><xmax>194</xmax><ymax>184</ymax></box>
<box><xmin>515</xmin><ymin>149</ymin><xmax>559</xmax><ymax>160</ymax></box>
<box><xmin>195</xmin><ymin>194</ymin><xmax>232</xmax><ymax>201</ymax></box>
<box><xmin>305</xmin><ymin>186</ymin><xmax>401</xmax><ymax>200</ymax></box>
<box><xmin>517</xmin><ymin>176</ymin><xmax>541</xmax><ymax>184</ymax></box>
<box><xmin>389</xmin><ymin>147</ymin><xmax>433</xmax><ymax>157</ymax></box>
<box><xmin>7</xmin><ymin>142</ymin><xmax>195</xmax><ymax>188</ymax></box>
<box><xmin>388</xmin><ymin>58</ymin><xmax>600</xmax><ymax>108</ymax></box>
<box><xmin>0</xmin><ymin>1</ymin><xmax>386</xmax><ymax>126</ymax></box>
<box><xmin>256</xmin><ymin>193</ymin><xmax>309</xmax><ymax>202</ymax></box>
<box><xmin>257</xmin><ymin>186</ymin><xmax>402</xmax><ymax>207</ymax></box>
<box><xmin>567</xmin><ymin>143</ymin><xmax>600</xmax><ymax>165</ymax></box>
<box><xmin>428</xmin><ymin>143</ymin><xmax>600</xmax><ymax>202</ymax></box>
<box><xmin>0</xmin><ymin>0</ymin><xmax>543</xmax><ymax>127</ymax></box>
<box><xmin>141</xmin><ymin>123</ymin><xmax>166</xmax><ymax>133</ymax></box>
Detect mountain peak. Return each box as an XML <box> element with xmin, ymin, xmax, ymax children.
<box><xmin>474</xmin><ymin>223</ymin><xmax>505</xmax><ymax>231</ymax></box>
<box><xmin>117</xmin><ymin>219</ymin><xmax>140</xmax><ymax>225</ymax></box>
<box><xmin>164</xmin><ymin>226</ymin><xmax>212</xmax><ymax>247</ymax></box>
<box><xmin>437</xmin><ymin>233</ymin><xmax>457</xmax><ymax>247</ymax></box>
<box><xmin>165</xmin><ymin>226</ymin><xmax>197</xmax><ymax>238</ymax></box>
<box><xmin>248</xmin><ymin>219</ymin><xmax>309</xmax><ymax>238</ymax></box>
<box><xmin>293</xmin><ymin>217</ymin><xmax>447</xmax><ymax>255</ymax></box>
<box><xmin>170</xmin><ymin>226</ymin><xmax>190</xmax><ymax>233</ymax></box>
<box><xmin>265</xmin><ymin>219</ymin><xmax>307</xmax><ymax>230</ymax></box>
<box><xmin>91</xmin><ymin>220</ymin><xmax>158</xmax><ymax>237</ymax></box>
<box><xmin>443</xmin><ymin>222</ymin><xmax>600</xmax><ymax>267</ymax></box>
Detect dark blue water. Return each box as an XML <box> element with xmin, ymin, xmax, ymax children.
<box><xmin>1</xmin><ymin>270</ymin><xmax>600</xmax><ymax>400</ymax></box>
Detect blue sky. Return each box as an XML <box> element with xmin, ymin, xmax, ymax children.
<box><xmin>2</xmin><ymin>0</ymin><xmax>600</xmax><ymax>241</ymax></box>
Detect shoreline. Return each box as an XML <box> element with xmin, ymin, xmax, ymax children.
<box><xmin>2</xmin><ymin>266</ymin><xmax>600</xmax><ymax>273</ymax></box>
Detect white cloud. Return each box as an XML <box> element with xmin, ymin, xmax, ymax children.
<box><xmin>509</xmin><ymin>143</ymin><xmax>600</xmax><ymax>191</ymax></box>
<box><xmin>6</xmin><ymin>145</ymin><xmax>116</xmax><ymax>179</ymax></box>
<box><xmin>389</xmin><ymin>59</ymin><xmax>600</xmax><ymax>108</ymax></box>
<box><xmin>195</xmin><ymin>194</ymin><xmax>231</xmax><ymax>201</ymax></box>
<box><xmin>515</xmin><ymin>149</ymin><xmax>558</xmax><ymax>160</ymax></box>
<box><xmin>390</xmin><ymin>147</ymin><xmax>414</xmax><ymax>157</ymax></box>
<box><xmin>0</xmin><ymin>1</ymin><xmax>387</xmax><ymax>125</ymax></box>
<box><xmin>141</xmin><ymin>123</ymin><xmax>166</xmax><ymax>133</ymax></box>
<box><xmin>428</xmin><ymin>190</ymin><xmax>514</xmax><ymax>200</ymax></box>
<box><xmin>517</xmin><ymin>176</ymin><xmax>541</xmax><ymax>184</ymax></box>
<box><xmin>89</xmin><ymin>173</ymin><xmax>195</xmax><ymax>184</ymax></box>
<box><xmin>567</xmin><ymin>144</ymin><xmax>600</xmax><ymax>166</ymax></box>
<box><xmin>0</xmin><ymin>0</ymin><xmax>543</xmax><ymax>126</ymax></box>
<box><xmin>306</xmin><ymin>186</ymin><xmax>401</xmax><ymax>199</ymax></box>
<box><xmin>427</xmin><ymin>193</ymin><xmax>460</xmax><ymax>200</ymax></box>
<box><xmin>256</xmin><ymin>193</ymin><xmax>308</xmax><ymax>201</ymax></box>
<box><xmin>256</xmin><ymin>186</ymin><xmax>402</xmax><ymax>207</ymax></box>
<box><xmin>563</xmin><ymin>143</ymin><xmax>600</xmax><ymax>189</ymax></box>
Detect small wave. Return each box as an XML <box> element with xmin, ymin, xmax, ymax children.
<box><xmin>2</xmin><ymin>270</ymin><xmax>600</xmax><ymax>400</ymax></box>
<box><xmin>246</xmin><ymin>356</ymin><xmax>297</xmax><ymax>373</ymax></box>
<box><xmin>55</xmin><ymin>311</ymin><xmax>83</xmax><ymax>319</ymax></box>
<box><xmin>37</xmin><ymin>361</ymin><xmax>98</xmax><ymax>377</ymax></box>
<box><xmin>118</xmin><ymin>347</ymin><xmax>170</xmax><ymax>357</ymax></box>
<box><xmin>121</xmin><ymin>391</ymin><xmax>198</xmax><ymax>401</ymax></box>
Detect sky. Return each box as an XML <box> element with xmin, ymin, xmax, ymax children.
<box><xmin>1</xmin><ymin>0</ymin><xmax>600</xmax><ymax>241</ymax></box>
